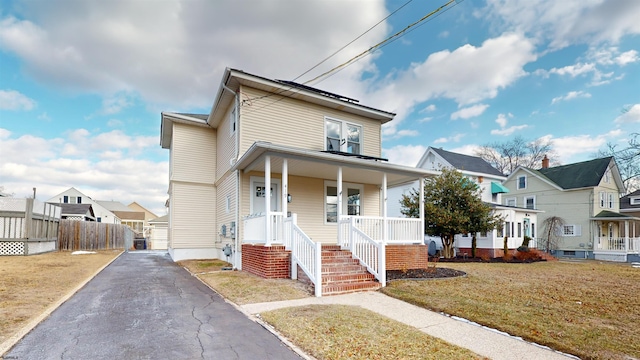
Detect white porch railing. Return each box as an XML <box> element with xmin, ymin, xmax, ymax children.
<box><xmin>242</xmin><ymin>212</ymin><xmax>284</xmax><ymax>245</ymax></box>
<box><xmin>339</xmin><ymin>217</ymin><xmax>386</xmax><ymax>287</ymax></box>
<box><xmin>596</xmin><ymin>237</ymin><xmax>640</xmax><ymax>252</ymax></box>
<box><xmin>286</xmin><ymin>215</ymin><xmax>322</xmax><ymax>297</ymax></box>
<box><xmin>339</xmin><ymin>216</ymin><xmax>422</xmax><ymax>244</ymax></box>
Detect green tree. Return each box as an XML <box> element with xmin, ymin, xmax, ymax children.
<box><xmin>400</xmin><ymin>168</ymin><xmax>500</xmax><ymax>258</ymax></box>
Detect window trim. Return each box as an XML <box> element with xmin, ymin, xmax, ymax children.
<box><xmin>505</xmin><ymin>197</ymin><xmax>516</xmax><ymax>207</ymax></box>
<box><xmin>524</xmin><ymin>195</ymin><xmax>535</xmax><ymax>210</ymax></box>
<box><xmin>324</xmin><ymin>116</ymin><xmax>363</xmax><ymax>155</ymax></box>
<box><xmin>324</xmin><ymin>180</ymin><xmax>364</xmax><ymax>224</ymax></box>
<box><xmin>517</xmin><ymin>175</ymin><xmax>527</xmax><ymax>190</ymax></box>
<box><xmin>229</xmin><ymin>107</ymin><xmax>237</xmax><ymax>136</ymax></box>
<box><xmin>608</xmin><ymin>193</ymin><xmax>614</xmax><ymax>209</ymax></box>
<box><xmin>600</xmin><ymin>191</ymin><xmax>606</xmax><ymax>208</ymax></box>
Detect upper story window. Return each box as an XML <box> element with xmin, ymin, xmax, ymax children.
<box><xmin>604</xmin><ymin>168</ymin><xmax>610</xmax><ymax>183</ymax></box>
<box><xmin>631</xmin><ymin>197</ymin><xmax>640</xmax><ymax>205</ymax></box>
<box><xmin>517</xmin><ymin>175</ymin><xmax>527</xmax><ymax>189</ymax></box>
<box><xmin>524</xmin><ymin>196</ymin><xmax>535</xmax><ymax>209</ymax></box>
<box><xmin>325</xmin><ymin>117</ymin><xmax>362</xmax><ymax>154</ymax></box>
<box><xmin>608</xmin><ymin>193</ymin><xmax>614</xmax><ymax>209</ymax></box>
<box><xmin>229</xmin><ymin>107</ymin><xmax>236</xmax><ymax>136</ymax></box>
<box><xmin>505</xmin><ymin>197</ymin><xmax>516</xmax><ymax>207</ymax></box>
<box><xmin>600</xmin><ymin>192</ymin><xmax>606</xmax><ymax>208</ymax></box>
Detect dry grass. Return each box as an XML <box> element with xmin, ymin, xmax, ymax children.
<box><xmin>261</xmin><ymin>305</ymin><xmax>486</xmax><ymax>360</ymax></box>
<box><xmin>381</xmin><ymin>261</ymin><xmax>640</xmax><ymax>360</ymax></box>
<box><xmin>179</xmin><ymin>260</ymin><xmax>311</xmax><ymax>305</ymax></box>
<box><xmin>0</xmin><ymin>250</ymin><xmax>121</xmax><ymax>344</ymax></box>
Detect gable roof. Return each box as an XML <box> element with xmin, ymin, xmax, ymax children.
<box><xmin>96</xmin><ymin>200</ymin><xmax>132</xmax><ymax>212</ymax></box>
<box><xmin>532</xmin><ymin>157</ymin><xmax>616</xmax><ymax>190</ymax></box>
<box><xmin>621</xmin><ymin>189</ymin><xmax>640</xmax><ymax>210</ymax></box>
<box><xmin>59</xmin><ymin>203</ymin><xmax>95</xmax><ymax>220</ymax></box>
<box><xmin>428</xmin><ymin>147</ymin><xmax>504</xmax><ymax>177</ymax></box>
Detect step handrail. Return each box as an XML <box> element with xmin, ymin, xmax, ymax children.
<box><xmin>347</xmin><ymin>223</ymin><xmax>386</xmax><ymax>287</ymax></box>
<box><xmin>287</xmin><ymin>215</ymin><xmax>322</xmax><ymax>297</ymax></box>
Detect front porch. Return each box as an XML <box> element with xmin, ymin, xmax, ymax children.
<box><xmin>231</xmin><ymin>142</ymin><xmax>436</xmax><ymax>297</ymax></box>
<box><xmin>592</xmin><ymin>211</ymin><xmax>640</xmax><ymax>262</ymax></box>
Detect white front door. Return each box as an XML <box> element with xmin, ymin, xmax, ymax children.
<box><xmin>251</xmin><ymin>180</ymin><xmax>280</xmax><ymax>214</ymax></box>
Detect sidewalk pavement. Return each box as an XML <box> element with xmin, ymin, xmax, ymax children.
<box><xmin>241</xmin><ymin>291</ymin><xmax>577</xmax><ymax>360</ymax></box>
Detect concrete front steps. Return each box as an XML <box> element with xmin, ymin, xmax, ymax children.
<box><xmin>321</xmin><ymin>245</ymin><xmax>381</xmax><ymax>296</ymax></box>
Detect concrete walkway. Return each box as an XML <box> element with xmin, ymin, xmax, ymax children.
<box><xmin>242</xmin><ymin>291</ymin><xmax>577</xmax><ymax>360</ymax></box>
<box><xmin>4</xmin><ymin>251</ymin><xmax>301</xmax><ymax>360</ymax></box>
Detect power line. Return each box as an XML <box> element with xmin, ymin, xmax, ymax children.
<box><xmin>303</xmin><ymin>0</ymin><xmax>461</xmax><ymax>86</ymax></box>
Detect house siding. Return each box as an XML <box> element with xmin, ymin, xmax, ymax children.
<box><xmin>171</xmin><ymin>122</ymin><xmax>217</xmax><ymax>184</ymax></box>
<box><xmin>238</xmin><ymin>86</ymin><xmax>382</xmax><ymax>159</ymax></box>
<box><xmin>504</xmin><ymin>169</ymin><xmax>594</xmax><ymax>252</ymax></box>
<box><xmin>217</xmin><ymin>104</ymin><xmax>237</xmax><ymax>180</ymax></box>
<box><xmin>170</xmin><ymin>182</ymin><xmax>216</xmax><ymax>249</ymax></box>
<box><xmin>216</xmin><ymin>172</ymin><xmax>237</xmax><ymax>251</ymax></box>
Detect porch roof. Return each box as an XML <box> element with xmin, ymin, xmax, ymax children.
<box><xmin>591</xmin><ymin>210</ymin><xmax>640</xmax><ymax>221</ymax></box>
<box><xmin>232</xmin><ymin>141</ymin><xmax>439</xmax><ymax>186</ymax></box>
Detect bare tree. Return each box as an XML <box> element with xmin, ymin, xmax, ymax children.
<box><xmin>595</xmin><ymin>133</ymin><xmax>640</xmax><ymax>193</ymax></box>
<box><xmin>475</xmin><ymin>136</ymin><xmax>558</xmax><ymax>175</ymax></box>
<box><xmin>540</xmin><ymin>216</ymin><xmax>565</xmax><ymax>253</ymax></box>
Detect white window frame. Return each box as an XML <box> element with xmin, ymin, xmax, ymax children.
<box><xmin>225</xmin><ymin>195</ymin><xmax>231</xmax><ymax>213</ymax></box>
<box><xmin>517</xmin><ymin>175</ymin><xmax>527</xmax><ymax>190</ymax></box>
<box><xmin>562</xmin><ymin>224</ymin><xmax>581</xmax><ymax>237</ymax></box>
<box><xmin>324</xmin><ymin>117</ymin><xmax>363</xmax><ymax>155</ymax></box>
<box><xmin>608</xmin><ymin>193</ymin><xmax>614</xmax><ymax>209</ymax></box>
<box><xmin>524</xmin><ymin>196</ymin><xmax>535</xmax><ymax>210</ymax></box>
<box><xmin>505</xmin><ymin>197</ymin><xmax>516</xmax><ymax>207</ymax></box>
<box><xmin>631</xmin><ymin>197</ymin><xmax>640</xmax><ymax>205</ymax></box>
<box><xmin>599</xmin><ymin>192</ymin><xmax>606</xmax><ymax>208</ymax></box>
<box><xmin>604</xmin><ymin>169</ymin><xmax>610</xmax><ymax>183</ymax></box>
<box><xmin>324</xmin><ymin>180</ymin><xmax>364</xmax><ymax>224</ymax></box>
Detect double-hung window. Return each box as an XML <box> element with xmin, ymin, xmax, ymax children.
<box><xmin>325</xmin><ymin>181</ymin><xmax>363</xmax><ymax>223</ymax></box>
<box><xmin>524</xmin><ymin>196</ymin><xmax>535</xmax><ymax>209</ymax></box>
<box><xmin>325</xmin><ymin>117</ymin><xmax>362</xmax><ymax>154</ymax></box>
<box><xmin>608</xmin><ymin>193</ymin><xmax>614</xmax><ymax>209</ymax></box>
<box><xmin>599</xmin><ymin>192</ymin><xmax>606</xmax><ymax>208</ymax></box>
<box><xmin>517</xmin><ymin>176</ymin><xmax>527</xmax><ymax>189</ymax></box>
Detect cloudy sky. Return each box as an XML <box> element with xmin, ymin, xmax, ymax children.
<box><xmin>1</xmin><ymin>0</ymin><xmax>639</xmax><ymax>215</ymax></box>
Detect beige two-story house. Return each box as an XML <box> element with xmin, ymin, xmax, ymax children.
<box><xmin>503</xmin><ymin>156</ymin><xmax>639</xmax><ymax>262</ymax></box>
<box><xmin>160</xmin><ymin>68</ymin><xmax>438</xmax><ymax>296</ymax></box>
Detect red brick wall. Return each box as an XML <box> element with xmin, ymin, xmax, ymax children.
<box><xmin>241</xmin><ymin>244</ymin><xmax>290</xmax><ymax>279</ymax></box>
<box><xmin>386</xmin><ymin>244</ymin><xmax>429</xmax><ymax>270</ymax></box>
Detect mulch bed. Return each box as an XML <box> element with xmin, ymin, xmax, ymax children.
<box><xmin>387</xmin><ymin>267</ymin><xmax>466</xmax><ymax>280</ymax></box>
<box><xmin>439</xmin><ymin>256</ymin><xmax>546</xmax><ymax>263</ymax></box>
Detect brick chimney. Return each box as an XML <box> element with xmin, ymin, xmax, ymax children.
<box><xmin>542</xmin><ymin>155</ymin><xmax>549</xmax><ymax>169</ymax></box>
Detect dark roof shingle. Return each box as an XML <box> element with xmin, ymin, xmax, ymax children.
<box><xmin>432</xmin><ymin>148</ymin><xmax>504</xmax><ymax>177</ymax></box>
<box><xmin>534</xmin><ymin>157</ymin><xmax>613</xmax><ymax>189</ymax></box>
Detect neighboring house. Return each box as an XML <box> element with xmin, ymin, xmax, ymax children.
<box><xmin>59</xmin><ymin>203</ymin><xmax>96</xmax><ymax>221</ymax></box>
<box><xmin>160</xmin><ymin>68</ymin><xmax>438</xmax><ymax>296</ymax></box>
<box><xmin>47</xmin><ymin>188</ymin><xmax>121</xmax><ymax>224</ymax></box>
<box><xmin>127</xmin><ymin>201</ymin><xmax>159</xmax><ymax>238</ymax></box>
<box><xmin>388</xmin><ymin>147</ymin><xmax>541</xmax><ymax>258</ymax></box>
<box><xmin>148</xmin><ymin>214</ymin><xmax>168</xmax><ymax>250</ymax></box>
<box><xmin>97</xmin><ymin>200</ymin><xmax>146</xmax><ymax>237</ymax></box>
<box><xmin>503</xmin><ymin>156</ymin><xmax>639</xmax><ymax>262</ymax></box>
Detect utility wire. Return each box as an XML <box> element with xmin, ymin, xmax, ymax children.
<box><xmin>303</xmin><ymin>0</ymin><xmax>460</xmax><ymax>86</ymax></box>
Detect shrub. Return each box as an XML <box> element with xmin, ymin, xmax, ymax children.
<box><xmin>521</xmin><ymin>235</ymin><xmax>532</xmax><ymax>247</ymax></box>
<box><xmin>517</xmin><ymin>246</ymin><xmax>530</xmax><ymax>252</ymax></box>
<box><xmin>514</xmin><ymin>248</ymin><xmax>545</xmax><ymax>261</ymax></box>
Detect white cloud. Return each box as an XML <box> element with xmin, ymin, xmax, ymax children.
<box><xmin>547</xmin><ymin>63</ymin><xmax>596</xmax><ymax>78</ymax></box>
<box><xmin>483</xmin><ymin>0</ymin><xmax>640</xmax><ymax>50</ymax></box>
<box><xmin>540</xmin><ymin>130</ymin><xmax>624</xmax><ymax>163</ymax></box>
<box><xmin>383</xmin><ymin>144</ymin><xmax>427</xmax><ymax>166</ymax></box>
<box><xmin>491</xmin><ymin>113</ymin><xmax>528</xmax><ymax>136</ymax></box>
<box><xmin>372</xmin><ymin>32</ymin><xmax>536</xmax><ymax>136</ymax></box>
<box><xmin>0</xmin><ymin>1</ymin><xmax>389</xmax><ymax>109</ymax></box>
<box><xmin>0</xmin><ymin>127</ymin><xmax>168</xmax><ymax>215</ymax></box>
<box><xmin>615</xmin><ymin>104</ymin><xmax>640</xmax><ymax>124</ymax></box>
<box><xmin>419</xmin><ymin>104</ymin><xmax>436</xmax><ymax>113</ymax></box>
<box><xmin>433</xmin><ymin>133</ymin><xmax>465</xmax><ymax>144</ymax></box>
<box><xmin>451</xmin><ymin>104</ymin><xmax>489</xmax><ymax>120</ymax></box>
<box><xmin>418</xmin><ymin>117</ymin><xmax>433</xmax><ymax>123</ymax></box>
<box><xmin>99</xmin><ymin>93</ymin><xmax>133</xmax><ymax>115</ymax></box>
<box><xmin>551</xmin><ymin>90</ymin><xmax>592</xmax><ymax>104</ymax></box>
<box><xmin>0</xmin><ymin>89</ymin><xmax>36</xmax><ymax>110</ymax></box>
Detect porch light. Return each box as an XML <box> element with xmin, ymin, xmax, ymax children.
<box><xmin>287</xmin><ymin>194</ymin><xmax>292</xmax><ymax>203</ymax></box>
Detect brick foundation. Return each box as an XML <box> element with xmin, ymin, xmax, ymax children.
<box><xmin>386</xmin><ymin>244</ymin><xmax>429</xmax><ymax>270</ymax></box>
<box><xmin>241</xmin><ymin>244</ymin><xmax>290</xmax><ymax>279</ymax></box>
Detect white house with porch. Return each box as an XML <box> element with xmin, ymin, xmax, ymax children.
<box><xmin>160</xmin><ymin>68</ymin><xmax>438</xmax><ymax>296</ymax></box>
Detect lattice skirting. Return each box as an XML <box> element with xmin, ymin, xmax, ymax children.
<box><xmin>0</xmin><ymin>241</ymin><xmax>26</xmax><ymax>255</ymax></box>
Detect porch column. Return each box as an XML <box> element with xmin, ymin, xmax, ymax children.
<box><xmin>419</xmin><ymin>177</ymin><xmax>425</xmax><ymax>239</ymax></box>
<box><xmin>337</xmin><ymin>166</ymin><xmax>343</xmax><ymax>246</ymax></box>
<box><xmin>336</xmin><ymin>166</ymin><xmax>342</xmax><ymax>245</ymax></box>
<box><xmin>625</xmin><ymin>220</ymin><xmax>629</xmax><ymax>252</ymax></box>
<box><xmin>282</xmin><ymin>159</ymin><xmax>288</xmax><ymax>218</ymax></box>
<box><xmin>265</xmin><ymin>155</ymin><xmax>271</xmax><ymax>246</ymax></box>
<box><xmin>382</xmin><ymin>173</ymin><xmax>387</xmax><ymax>244</ymax></box>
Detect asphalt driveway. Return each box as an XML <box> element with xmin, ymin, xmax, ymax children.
<box><xmin>4</xmin><ymin>251</ymin><xmax>301</xmax><ymax>360</ymax></box>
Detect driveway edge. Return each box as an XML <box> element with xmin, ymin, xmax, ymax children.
<box><xmin>0</xmin><ymin>250</ymin><xmax>125</xmax><ymax>357</ymax></box>
<box><xmin>182</xmin><ymin>268</ymin><xmax>315</xmax><ymax>360</ymax></box>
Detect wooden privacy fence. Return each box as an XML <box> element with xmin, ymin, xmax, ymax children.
<box><xmin>58</xmin><ymin>220</ymin><xmax>134</xmax><ymax>251</ymax></box>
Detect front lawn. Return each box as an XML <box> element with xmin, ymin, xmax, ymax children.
<box><xmin>381</xmin><ymin>261</ymin><xmax>640</xmax><ymax>360</ymax></box>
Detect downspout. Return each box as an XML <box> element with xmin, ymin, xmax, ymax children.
<box><xmin>223</xmin><ymin>84</ymin><xmax>241</xmax><ymax>269</ymax></box>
